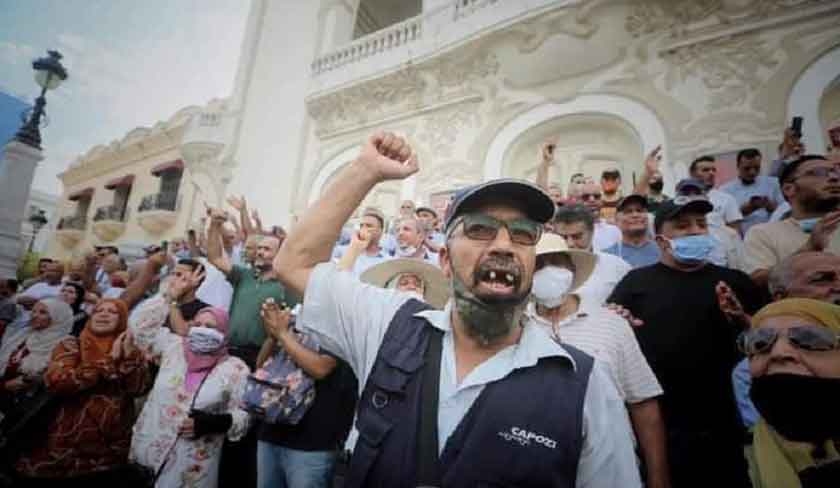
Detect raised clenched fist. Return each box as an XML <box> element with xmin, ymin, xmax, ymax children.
<box><xmin>356</xmin><ymin>131</ymin><xmax>419</xmax><ymax>181</ymax></box>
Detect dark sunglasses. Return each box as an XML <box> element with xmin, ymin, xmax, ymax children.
<box><xmin>449</xmin><ymin>213</ymin><xmax>542</xmax><ymax>246</ymax></box>
<box><xmin>738</xmin><ymin>325</ymin><xmax>840</xmax><ymax>356</ymax></box>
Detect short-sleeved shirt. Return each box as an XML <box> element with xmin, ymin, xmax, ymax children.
<box><xmin>299</xmin><ymin>263</ymin><xmax>643</xmax><ymax>487</ymax></box>
<box><xmin>602</xmin><ymin>240</ymin><xmax>660</xmax><ymax>269</ymax></box>
<box><xmin>527</xmin><ymin>302</ymin><xmax>663</xmax><ymax>404</ymax></box>
<box><xmin>575</xmin><ymin>252</ymin><xmax>631</xmax><ymax>306</ymax></box>
<box><xmin>743</xmin><ymin>218</ymin><xmax>840</xmax><ymax>274</ymax></box>
<box><xmin>719</xmin><ymin>176</ymin><xmax>785</xmax><ymax>235</ymax></box>
<box><xmin>226</xmin><ymin>265</ymin><xmax>296</xmax><ymax>348</ymax></box>
<box><xmin>707</xmin><ymin>189</ymin><xmax>743</xmax><ymax>228</ymax></box>
<box><xmin>593</xmin><ymin>221</ymin><xmax>622</xmax><ymax>251</ymax></box>
<box><xmin>332</xmin><ymin>245</ymin><xmax>393</xmax><ymax>276</ymax></box>
<box><xmin>608</xmin><ymin>262</ymin><xmax>767</xmax><ymax>432</ymax></box>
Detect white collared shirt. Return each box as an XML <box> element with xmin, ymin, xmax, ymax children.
<box><xmin>299</xmin><ymin>262</ymin><xmax>641</xmax><ymax>488</ymax></box>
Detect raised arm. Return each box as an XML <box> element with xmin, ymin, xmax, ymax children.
<box><xmin>634</xmin><ymin>145</ymin><xmax>662</xmax><ymax>196</ymax></box>
<box><xmin>536</xmin><ymin>141</ymin><xmax>555</xmax><ymax>191</ymax></box>
<box><xmin>207</xmin><ymin>208</ymin><xmax>233</xmax><ymax>275</ymax></box>
<box><xmin>227</xmin><ymin>195</ymin><xmax>256</xmax><ymax>238</ymax></box>
<box><xmin>274</xmin><ymin>131</ymin><xmax>419</xmax><ymax>296</ymax></box>
<box><xmin>119</xmin><ymin>252</ymin><xmax>166</xmax><ymax>310</ymax></box>
<box><xmin>336</xmin><ymin>228</ymin><xmax>371</xmax><ymax>271</ymax></box>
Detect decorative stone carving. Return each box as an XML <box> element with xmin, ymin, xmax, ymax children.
<box><xmin>308</xmin><ymin>49</ymin><xmax>500</xmax><ymax>137</ymax></box>
<box><xmin>416</xmin><ymin>105</ymin><xmax>481</xmax><ymax>159</ymax></box>
<box><xmin>625</xmin><ymin>0</ymin><xmax>824</xmax><ymax>39</ymax></box>
<box><xmin>662</xmin><ymin>34</ymin><xmax>779</xmax><ymax>109</ymax></box>
<box><xmin>91</xmin><ymin>221</ymin><xmax>126</xmax><ymax>242</ymax></box>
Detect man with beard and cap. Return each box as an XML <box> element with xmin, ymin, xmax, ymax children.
<box><xmin>609</xmin><ymin>195</ymin><xmax>767</xmax><ymax>488</ymax></box>
<box><xmin>274</xmin><ymin>131</ymin><xmax>640</xmax><ymax>488</ymax></box>
<box><xmin>527</xmin><ymin>233</ymin><xmax>668</xmax><ymax>488</ymax></box>
<box><xmin>744</xmin><ymin>155</ymin><xmax>840</xmax><ymax>288</ymax></box>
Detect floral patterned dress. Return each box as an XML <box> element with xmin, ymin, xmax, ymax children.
<box><xmin>129</xmin><ymin>296</ymin><xmax>250</xmax><ymax>488</ymax></box>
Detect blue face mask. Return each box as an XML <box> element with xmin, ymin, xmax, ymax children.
<box><xmin>798</xmin><ymin>218</ymin><xmax>819</xmax><ymax>234</ymax></box>
<box><xmin>666</xmin><ymin>234</ymin><xmax>715</xmax><ymax>265</ymax></box>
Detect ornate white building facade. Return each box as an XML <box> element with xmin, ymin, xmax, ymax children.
<box><xmin>171</xmin><ymin>0</ymin><xmax>840</xmax><ymax>227</ymax></box>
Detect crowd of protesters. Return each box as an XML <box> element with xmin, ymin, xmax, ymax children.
<box><xmin>0</xmin><ymin>124</ymin><xmax>837</xmax><ymax>488</ymax></box>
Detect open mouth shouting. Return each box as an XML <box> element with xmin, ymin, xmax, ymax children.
<box><xmin>474</xmin><ymin>258</ymin><xmax>522</xmax><ymax>298</ymax></box>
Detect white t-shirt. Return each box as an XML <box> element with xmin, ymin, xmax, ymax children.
<box><xmin>593</xmin><ymin>221</ymin><xmax>621</xmax><ymax>251</ymax></box>
<box><xmin>575</xmin><ymin>252</ymin><xmax>632</xmax><ymax>306</ymax></box>
<box><xmin>20</xmin><ymin>282</ymin><xmax>62</xmax><ymax>301</ymax></box>
<box><xmin>707</xmin><ymin>189</ymin><xmax>743</xmax><ymax>228</ymax></box>
<box><xmin>527</xmin><ymin>303</ymin><xmax>663</xmax><ymax>404</ymax></box>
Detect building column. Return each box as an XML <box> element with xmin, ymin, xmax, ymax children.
<box><xmin>318</xmin><ymin>0</ymin><xmax>358</xmax><ymax>56</ymax></box>
<box><xmin>0</xmin><ymin>140</ymin><xmax>44</xmax><ymax>278</ymax></box>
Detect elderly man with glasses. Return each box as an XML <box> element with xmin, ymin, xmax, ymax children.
<box><xmin>274</xmin><ymin>131</ymin><xmax>640</xmax><ymax>488</ymax></box>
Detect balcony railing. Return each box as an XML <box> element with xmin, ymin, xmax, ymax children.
<box><xmin>138</xmin><ymin>192</ymin><xmax>179</xmax><ymax>212</ymax></box>
<box><xmin>311</xmin><ymin>15</ymin><xmax>423</xmax><ymax>75</ymax></box>
<box><xmin>57</xmin><ymin>215</ymin><xmax>87</xmax><ymax>231</ymax></box>
<box><xmin>93</xmin><ymin>204</ymin><xmax>127</xmax><ymax>222</ymax></box>
<box><xmin>309</xmin><ymin>0</ymin><xmax>572</xmax><ymax>88</ymax></box>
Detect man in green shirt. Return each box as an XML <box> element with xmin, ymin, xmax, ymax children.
<box><xmin>207</xmin><ymin>208</ymin><xmax>295</xmax><ymax>368</ymax></box>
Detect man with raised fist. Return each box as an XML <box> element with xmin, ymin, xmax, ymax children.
<box><xmin>274</xmin><ymin>131</ymin><xmax>640</xmax><ymax>488</ymax></box>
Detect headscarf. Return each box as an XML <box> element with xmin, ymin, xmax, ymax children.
<box><xmin>183</xmin><ymin>307</ymin><xmax>229</xmax><ymax>392</ymax></box>
<box><xmin>749</xmin><ymin>298</ymin><xmax>840</xmax><ymax>488</ymax></box>
<box><xmin>79</xmin><ymin>298</ymin><xmax>128</xmax><ymax>365</ymax></box>
<box><xmin>63</xmin><ymin>282</ymin><xmax>86</xmax><ymax>315</ymax></box>
<box><xmin>751</xmin><ymin>297</ymin><xmax>840</xmax><ymax>332</ymax></box>
<box><xmin>0</xmin><ymin>298</ymin><xmax>74</xmax><ymax>377</ymax></box>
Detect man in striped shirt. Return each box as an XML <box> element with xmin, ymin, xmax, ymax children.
<box><xmin>526</xmin><ymin>233</ymin><xmax>668</xmax><ymax>488</ymax></box>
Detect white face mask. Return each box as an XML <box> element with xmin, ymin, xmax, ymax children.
<box><xmin>402</xmin><ymin>290</ymin><xmax>425</xmax><ymax>302</ymax></box>
<box><xmin>187</xmin><ymin>326</ymin><xmax>225</xmax><ymax>354</ymax></box>
<box><xmin>532</xmin><ymin>266</ymin><xmax>574</xmax><ymax>309</ymax></box>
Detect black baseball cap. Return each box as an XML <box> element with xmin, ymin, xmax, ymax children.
<box><xmin>675</xmin><ymin>178</ymin><xmax>706</xmax><ymax>194</ymax></box>
<box><xmin>444</xmin><ymin>179</ymin><xmax>555</xmax><ymax>231</ymax></box>
<box><xmin>654</xmin><ymin>196</ymin><xmax>714</xmax><ymax>232</ymax></box>
<box><xmin>616</xmin><ymin>194</ymin><xmax>649</xmax><ymax>212</ymax></box>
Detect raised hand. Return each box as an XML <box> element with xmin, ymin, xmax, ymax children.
<box><xmin>206</xmin><ymin>207</ymin><xmax>228</xmax><ymax>227</ymax></box>
<box><xmin>644</xmin><ymin>145</ymin><xmax>662</xmax><ymax>174</ymax></box>
<box><xmin>260</xmin><ymin>298</ymin><xmax>292</xmax><ymax>341</ymax></box>
<box><xmin>715</xmin><ymin>281</ymin><xmax>749</xmax><ymax>328</ymax></box>
<box><xmin>540</xmin><ymin>141</ymin><xmax>557</xmax><ymax>165</ymax></box>
<box><xmin>807</xmin><ymin>210</ymin><xmax>840</xmax><ymax>252</ymax></box>
<box><xmin>349</xmin><ymin>227</ymin><xmax>372</xmax><ymax>251</ymax></box>
<box><xmin>226</xmin><ymin>195</ymin><xmax>246</xmax><ymax>211</ymax></box>
<box><xmin>356</xmin><ymin>131</ymin><xmax>419</xmax><ymax>181</ymax></box>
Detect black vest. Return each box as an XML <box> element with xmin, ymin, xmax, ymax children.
<box><xmin>347</xmin><ymin>300</ymin><xmax>595</xmax><ymax>488</ymax></box>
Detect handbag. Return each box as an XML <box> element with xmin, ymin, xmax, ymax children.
<box><xmin>242</xmin><ymin>328</ymin><xmax>317</xmax><ymax>424</ymax></box>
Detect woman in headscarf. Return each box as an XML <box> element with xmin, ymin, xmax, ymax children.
<box><xmin>60</xmin><ymin>282</ymin><xmax>89</xmax><ymax>337</ymax></box>
<box><xmin>0</xmin><ymin>298</ymin><xmax>73</xmax><ymax>411</ymax></box>
<box><xmin>13</xmin><ymin>298</ymin><xmax>149</xmax><ymax>486</ymax></box>
<box><xmin>128</xmin><ymin>293</ymin><xmax>250</xmax><ymax>488</ymax></box>
<box><xmin>743</xmin><ymin>298</ymin><xmax>840</xmax><ymax>488</ymax></box>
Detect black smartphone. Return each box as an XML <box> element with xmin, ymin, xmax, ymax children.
<box><xmin>791</xmin><ymin>116</ymin><xmax>803</xmax><ymax>137</ymax></box>
<box><xmin>161</xmin><ymin>240</ymin><xmax>168</xmax><ymax>252</ymax></box>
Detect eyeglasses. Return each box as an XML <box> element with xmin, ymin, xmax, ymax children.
<box><xmin>449</xmin><ymin>213</ymin><xmax>542</xmax><ymax>246</ymax></box>
<box><xmin>738</xmin><ymin>325</ymin><xmax>840</xmax><ymax>356</ymax></box>
<box><xmin>580</xmin><ymin>193</ymin><xmax>602</xmax><ymax>201</ymax></box>
<box><xmin>793</xmin><ymin>165</ymin><xmax>840</xmax><ymax>180</ymax></box>
<box><xmin>672</xmin><ymin>195</ymin><xmax>708</xmax><ymax>205</ymax></box>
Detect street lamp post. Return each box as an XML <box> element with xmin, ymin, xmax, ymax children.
<box><xmin>0</xmin><ymin>49</ymin><xmax>69</xmax><ymax>278</ymax></box>
<box><xmin>27</xmin><ymin>209</ymin><xmax>48</xmax><ymax>253</ymax></box>
<box><xmin>15</xmin><ymin>50</ymin><xmax>69</xmax><ymax>150</ymax></box>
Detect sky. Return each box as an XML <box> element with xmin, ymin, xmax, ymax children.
<box><xmin>0</xmin><ymin>0</ymin><xmax>250</xmax><ymax>196</ymax></box>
